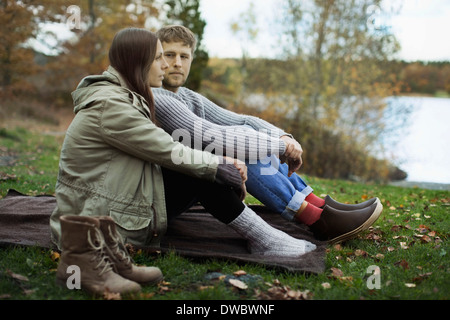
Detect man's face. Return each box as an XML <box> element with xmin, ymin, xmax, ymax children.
<box><xmin>161</xmin><ymin>41</ymin><xmax>193</xmax><ymax>92</ymax></box>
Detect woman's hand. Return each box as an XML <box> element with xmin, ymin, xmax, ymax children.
<box><xmin>280</xmin><ymin>135</ymin><xmax>303</xmax><ymax>176</ymax></box>
<box><xmin>224</xmin><ymin>157</ymin><xmax>247</xmax><ymax>201</ymax></box>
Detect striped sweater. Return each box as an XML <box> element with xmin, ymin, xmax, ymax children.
<box><xmin>152</xmin><ymin>87</ymin><xmax>287</xmax><ymax>162</ymax></box>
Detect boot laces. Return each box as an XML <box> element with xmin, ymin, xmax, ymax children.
<box><xmin>87</xmin><ymin>228</ymin><xmax>113</xmax><ymax>276</ymax></box>
<box><xmin>107</xmin><ymin>225</ymin><xmax>132</xmax><ymax>266</ymax></box>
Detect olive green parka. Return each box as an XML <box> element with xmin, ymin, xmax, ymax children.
<box><xmin>50</xmin><ymin>66</ymin><xmax>219</xmax><ymax>249</ymax></box>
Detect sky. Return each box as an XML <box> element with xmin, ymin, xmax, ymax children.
<box><xmin>34</xmin><ymin>0</ymin><xmax>450</xmax><ymax>62</ymax></box>
<box><xmin>199</xmin><ymin>0</ymin><xmax>450</xmax><ymax>61</ymax></box>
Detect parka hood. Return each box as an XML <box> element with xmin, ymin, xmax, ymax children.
<box><xmin>71</xmin><ymin>66</ymin><xmax>130</xmax><ymax>114</ymax></box>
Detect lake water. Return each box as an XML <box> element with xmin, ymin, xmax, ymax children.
<box><xmin>383</xmin><ymin>96</ymin><xmax>450</xmax><ymax>185</ymax></box>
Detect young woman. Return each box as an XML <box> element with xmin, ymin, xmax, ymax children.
<box><xmin>50</xmin><ymin>28</ymin><xmax>316</xmax><ymax>282</ymax></box>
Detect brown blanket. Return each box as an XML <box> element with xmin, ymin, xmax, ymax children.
<box><xmin>0</xmin><ymin>189</ymin><xmax>326</xmax><ymax>274</ymax></box>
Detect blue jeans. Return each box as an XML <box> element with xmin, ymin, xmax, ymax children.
<box><xmin>246</xmin><ymin>155</ymin><xmax>313</xmax><ymax>221</ymax></box>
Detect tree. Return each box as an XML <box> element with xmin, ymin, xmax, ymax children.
<box><xmin>163</xmin><ymin>0</ymin><xmax>208</xmax><ymax>91</ymax></box>
<box><xmin>0</xmin><ymin>0</ymin><xmax>59</xmax><ymax>96</ymax></box>
<box><xmin>43</xmin><ymin>0</ymin><xmax>159</xmax><ymax>105</ymax></box>
<box><xmin>228</xmin><ymin>0</ymin><xmax>407</xmax><ymax>180</ymax></box>
<box><xmin>230</xmin><ymin>1</ymin><xmax>259</xmax><ymax>94</ymax></box>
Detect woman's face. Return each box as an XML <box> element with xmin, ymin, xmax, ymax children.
<box><xmin>148</xmin><ymin>40</ymin><xmax>169</xmax><ymax>87</ymax></box>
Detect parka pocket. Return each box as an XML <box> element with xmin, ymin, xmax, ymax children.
<box><xmin>109</xmin><ymin>209</ymin><xmax>152</xmax><ymax>246</ymax></box>
<box><xmin>109</xmin><ymin>209</ymin><xmax>151</xmax><ymax>231</ymax></box>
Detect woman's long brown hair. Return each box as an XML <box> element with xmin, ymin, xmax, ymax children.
<box><xmin>108</xmin><ymin>28</ymin><xmax>157</xmax><ymax>122</ymax></box>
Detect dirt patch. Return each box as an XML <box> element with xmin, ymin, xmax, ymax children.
<box><xmin>0</xmin><ymin>98</ymin><xmax>74</xmax><ymax>135</ymax></box>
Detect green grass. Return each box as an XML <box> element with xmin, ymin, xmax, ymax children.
<box><xmin>0</xmin><ymin>126</ymin><xmax>449</xmax><ymax>300</ymax></box>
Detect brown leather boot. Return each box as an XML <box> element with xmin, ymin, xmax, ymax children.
<box><xmin>56</xmin><ymin>215</ymin><xmax>141</xmax><ymax>296</ymax></box>
<box><xmin>309</xmin><ymin>201</ymin><xmax>383</xmax><ymax>244</ymax></box>
<box><xmin>98</xmin><ymin>216</ymin><xmax>163</xmax><ymax>285</ymax></box>
<box><xmin>324</xmin><ymin>195</ymin><xmax>379</xmax><ymax>211</ymax></box>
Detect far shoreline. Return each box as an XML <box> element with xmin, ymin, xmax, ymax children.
<box><xmin>388</xmin><ymin>180</ymin><xmax>450</xmax><ymax>191</ymax></box>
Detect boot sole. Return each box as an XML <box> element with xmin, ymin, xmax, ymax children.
<box><xmin>328</xmin><ymin>198</ymin><xmax>383</xmax><ymax>244</ymax></box>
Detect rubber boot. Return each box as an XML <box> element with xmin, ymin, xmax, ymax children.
<box><xmin>309</xmin><ymin>201</ymin><xmax>383</xmax><ymax>244</ymax></box>
<box><xmin>56</xmin><ymin>215</ymin><xmax>141</xmax><ymax>296</ymax></box>
<box><xmin>324</xmin><ymin>195</ymin><xmax>379</xmax><ymax>211</ymax></box>
<box><xmin>98</xmin><ymin>216</ymin><xmax>163</xmax><ymax>285</ymax></box>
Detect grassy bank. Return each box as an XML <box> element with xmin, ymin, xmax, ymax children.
<box><xmin>0</xmin><ymin>126</ymin><xmax>449</xmax><ymax>301</ymax></box>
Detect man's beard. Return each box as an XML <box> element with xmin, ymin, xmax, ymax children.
<box><xmin>162</xmin><ymin>79</ymin><xmax>185</xmax><ymax>91</ymax></box>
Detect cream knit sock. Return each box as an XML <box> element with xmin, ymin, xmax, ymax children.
<box><xmin>228</xmin><ymin>206</ymin><xmax>317</xmax><ymax>257</ymax></box>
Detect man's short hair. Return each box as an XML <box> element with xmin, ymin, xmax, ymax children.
<box><xmin>156</xmin><ymin>25</ymin><xmax>197</xmax><ymax>54</ymax></box>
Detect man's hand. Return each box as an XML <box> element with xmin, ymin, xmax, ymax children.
<box><xmin>280</xmin><ymin>135</ymin><xmax>303</xmax><ymax>176</ymax></box>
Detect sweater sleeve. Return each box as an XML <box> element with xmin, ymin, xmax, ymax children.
<box><xmin>153</xmin><ymin>92</ymin><xmax>286</xmax><ymax>162</ymax></box>
<box><xmin>181</xmin><ymin>87</ymin><xmax>292</xmax><ymax>138</ymax></box>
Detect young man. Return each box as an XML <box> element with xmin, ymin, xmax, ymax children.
<box><xmin>152</xmin><ymin>25</ymin><xmax>383</xmax><ymax>244</ymax></box>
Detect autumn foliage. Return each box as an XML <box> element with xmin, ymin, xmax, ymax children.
<box><xmin>1</xmin><ymin>0</ymin><xmax>448</xmax><ymax>182</ymax></box>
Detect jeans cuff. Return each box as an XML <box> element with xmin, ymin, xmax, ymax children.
<box><xmin>280</xmin><ymin>190</ymin><xmax>307</xmax><ymax>221</ymax></box>
<box><xmin>301</xmin><ymin>186</ymin><xmax>314</xmax><ymax>197</ymax></box>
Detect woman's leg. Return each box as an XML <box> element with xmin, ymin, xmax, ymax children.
<box><xmin>162</xmin><ymin>167</ymin><xmax>244</xmax><ymax>223</ymax></box>
<box><xmin>162</xmin><ymin>167</ymin><xmax>316</xmax><ymax>256</ymax></box>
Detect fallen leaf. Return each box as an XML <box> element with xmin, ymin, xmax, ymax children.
<box><xmin>159</xmin><ymin>285</ymin><xmax>170</xmax><ymax>291</ymax></box>
<box><xmin>395</xmin><ymin>259</ymin><xmax>410</xmax><ymax>270</ymax></box>
<box><xmin>412</xmin><ymin>272</ymin><xmax>433</xmax><ymax>284</ymax></box>
<box><xmin>0</xmin><ymin>173</ymin><xmax>17</xmax><ymax>181</ymax></box>
<box><xmin>339</xmin><ymin>276</ymin><xmax>354</xmax><ymax>283</ymax></box>
<box><xmin>256</xmin><ymin>282</ymin><xmax>311</xmax><ymax>300</ymax></box>
<box><xmin>139</xmin><ymin>292</ymin><xmax>155</xmax><ymax>299</ymax></box>
<box><xmin>330</xmin><ymin>267</ymin><xmax>344</xmax><ymax>278</ymax></box>
<box><xmin>416</xmin><ymin>226</ymin><xmax>429</xmax><ymax>233</ymax></box>
<box><xmin>158</xmin><ymin>281</ymin><xmax>171</xmax><ymax>293</ymax></box>
<box><xmin>400</xmin><ymin>242</ymin><xmax>409</xmax><ymax>250</ymax></box>
<box><xmin>321</xmin><ymin>282</ymin><xmax>331</xmax><ymax>289</ymax></box>
<box><xmin>374</xmin><ymin>253</ymin><xmax>385</xmax><ymax>260</ymax></box>
<box><xmin>103</xmin><ymin>289</ymin><xmax>122</xmax><ymax>300</ymax></box>
<box><xmin>23</xmin><ymin>289</ymin><xmax>35</xmax><ymax>296</ymax></box>
<box><xmin>286</xmin><ymin>290</ymin><xmax>302</xmax><ymax>299</ymax></box>
<box><xmin>405</xmin><ymin>283</ymin><xmax>416</xmax><ymax>288</ymax></box>
<box><xmin>233</xmin><ymin>270</ymin><xmax>247</xmax><ymax>276</ymax></box>
<box><xmin>354</xmin><ymin>249</ymin><xmax>368</xmax><ymax>257</ymax></box>
<box><xmin>228</xmin><ymin>279</ymin><xmax>248</xmax><ymax>290</ymax></box>
<box><xmin>6</xmin><ymin>270</ymin><xmax>29</xmax><ymax>282</ymax></box>
<box><xmin>50</xmin><ymin>251</ymin><xmax>60</xmax><ymax>261</ymax></box>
